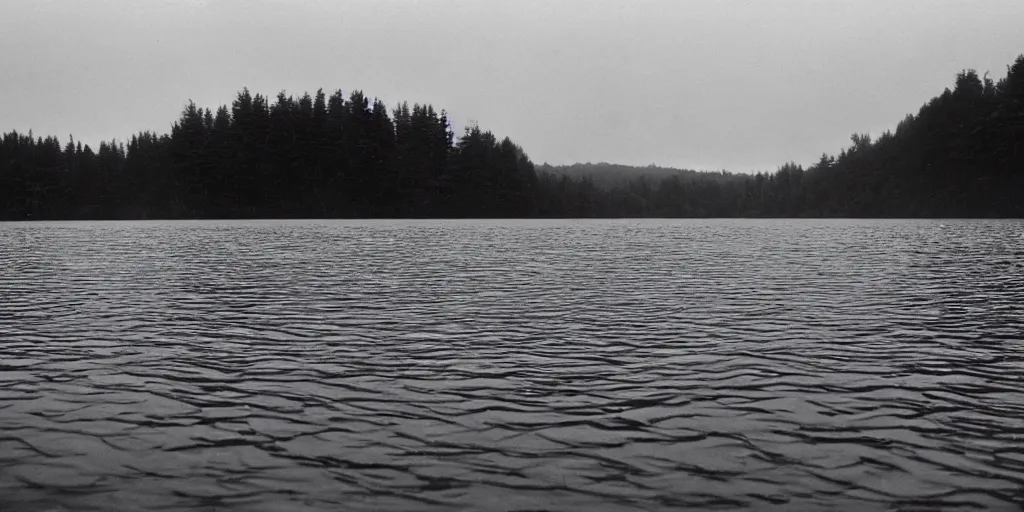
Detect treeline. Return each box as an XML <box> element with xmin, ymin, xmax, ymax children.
<box><xmin>538</xmin><ymin>55</ymin><xmax>1024</xmax><ymax>218</ymax></box>
<box><xmin>0</xmin><ymin>89</ymin><xmax>539</xmax><ymax>219</ymax></box>
<box><xmin>2</xmin><ymin>55</ymin><xmax>1023</xmax><ymax>219</ymax></box>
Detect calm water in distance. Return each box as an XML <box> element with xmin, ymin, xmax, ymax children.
<box><xmin>1</xmin><ymin>219</ymin><xmax>1023</xmax><ymax>511</ymax></box>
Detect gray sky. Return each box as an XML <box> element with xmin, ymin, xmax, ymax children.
<box><xmin>1</xmin><ymin>0</ymin><xmax>1022</xmax><ymax>172</ymax></box>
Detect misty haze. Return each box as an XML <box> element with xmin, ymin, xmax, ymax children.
<box><xmin>1</xmin><ymin>1</ymin><xmax>1023</xmax><ymax>511</ymax></box>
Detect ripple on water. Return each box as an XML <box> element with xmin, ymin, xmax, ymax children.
<box><xmin>1</xmin><ymin>218</ymin><xmax>1023</xmax><ymax>511</ymax></box>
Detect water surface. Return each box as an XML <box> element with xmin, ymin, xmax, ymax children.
<box><xmin>1</xmin><ymin>219</ymin><xmax>1023</xmax><ymax>511</ymax></box>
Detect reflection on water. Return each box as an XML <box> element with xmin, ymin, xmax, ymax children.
<box><xmin>1</xmin><ymin>219</ymin><xmax>1023</xmax><ymax>511</ymax></box>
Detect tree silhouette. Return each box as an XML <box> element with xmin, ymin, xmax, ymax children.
<box><xmin>2</xmin><ymin>55</ymin><xmax>1023</xmax><ymax>220</ymax></box>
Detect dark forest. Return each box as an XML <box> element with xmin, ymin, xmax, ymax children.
<box><xmin>2</xmin><ymin>55</ymin><xmax>1022</xmax><ymax>220</ymax></box>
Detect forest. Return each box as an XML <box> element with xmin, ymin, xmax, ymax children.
<box><xmin>1</xmin><ymin>54</ymin><xmax>1022</xmax><ymax>219</ymax></box>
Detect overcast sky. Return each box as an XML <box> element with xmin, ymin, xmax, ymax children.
<box><xmin>1</xmin><ymin>0</ymin><xmax>1022</xmax><ymax>172</ymax></box>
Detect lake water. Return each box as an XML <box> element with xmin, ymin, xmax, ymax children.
<box><xmin>1</xmin><ymin>219</ymin><xmax>1023</xmax><ymax>511</ymax></box>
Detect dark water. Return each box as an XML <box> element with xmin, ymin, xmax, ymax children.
<box><xmin>1</xmin><ymin>219</ymin><xmax>1023</xmax><ymax>511</ymax></box>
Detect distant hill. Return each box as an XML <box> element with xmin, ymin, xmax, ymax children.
<box><xmin>536</xmin><ymin>163</ymin><xmax>726</xmax><ymax>188</ymax></box>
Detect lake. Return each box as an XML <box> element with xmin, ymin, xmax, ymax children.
<box><xmin>1</xmin><ymin>219</ymin><xmax>1023</xmax><ymax>511</ymax></box>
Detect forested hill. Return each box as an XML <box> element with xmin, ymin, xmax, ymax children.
<box><xmin>537</xmin><ymin>55</ymin><xmax>1024</xmax><ymax>218</ymax></box>
<box><xmin>0</xmin><ymin>90</ymin><xmax>540</xmax><ymax>219</ymax></box>
<box><xmin>537</xmin><ymin>163</ymin><xmax>715</xmax><ymax>187</ymax></box>
<box><xmin>2</xmin><ymin>55</ymin><xmax>1022</xmax><ymax>220</ymax></box>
